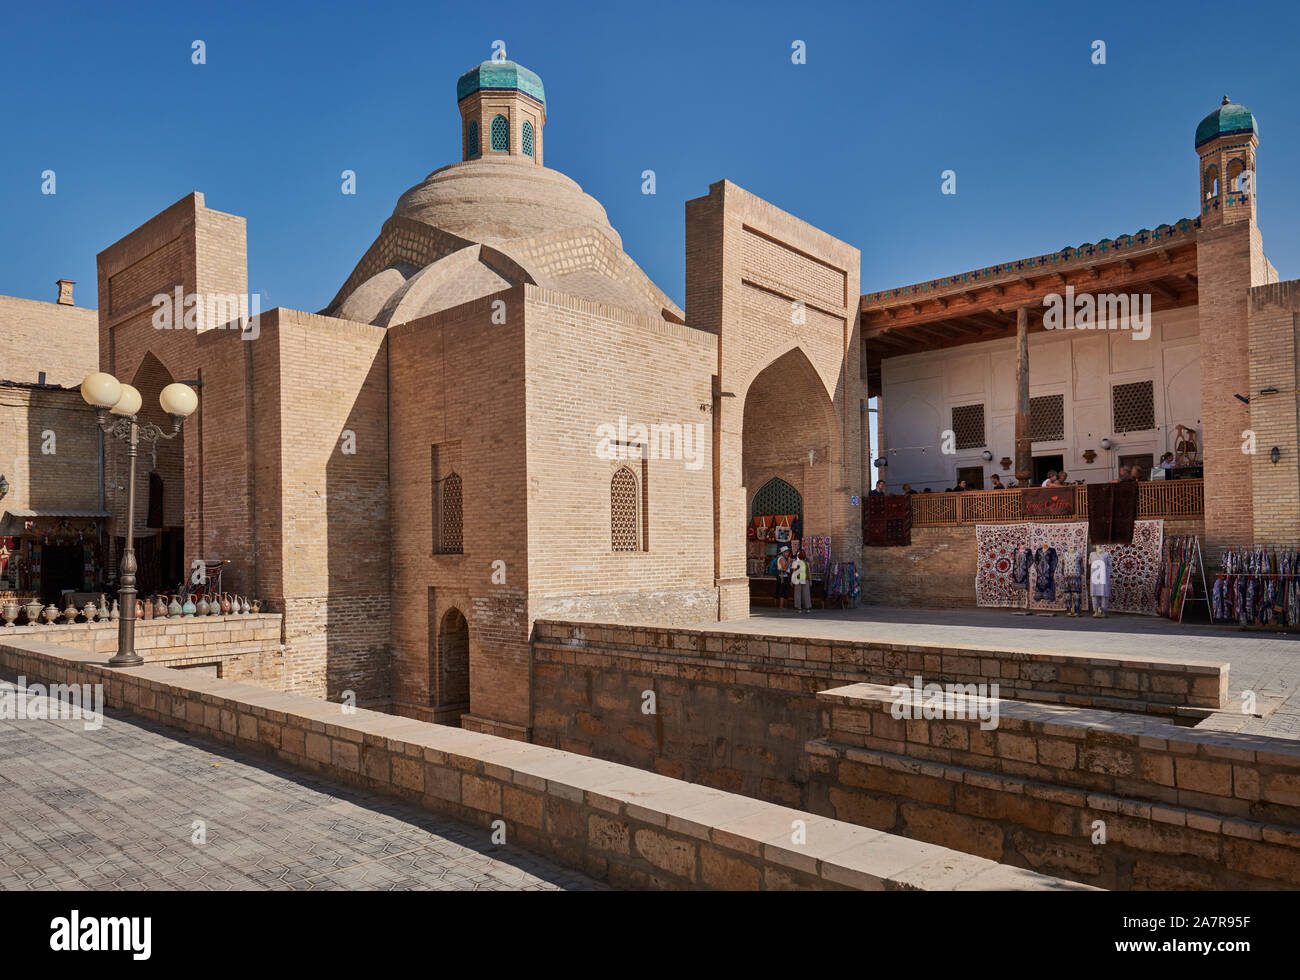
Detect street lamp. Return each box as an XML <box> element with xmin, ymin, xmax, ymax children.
<box><xmin>81</xmin><ymin>372</ymin><xmax>198</xmax><ymax>667</ymax></box>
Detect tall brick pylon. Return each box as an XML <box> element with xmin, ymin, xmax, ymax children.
<box><xmin>1194</xmin><ymin>97</ymin><xmax>1267</xmax><ymax>551</ymax></box>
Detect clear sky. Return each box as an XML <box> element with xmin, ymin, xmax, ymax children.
<box><xmin>2</xmin><ymin>0</ymin><xmax>1298</xmax><ymax>318</ymax></box>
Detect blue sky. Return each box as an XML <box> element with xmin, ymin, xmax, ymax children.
<box><xmin>2</xmin><ymin>0</ymin><xmax>1298</xmax><ymax>315</ymax></box>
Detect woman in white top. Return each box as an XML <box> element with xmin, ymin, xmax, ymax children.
<box><xmin>791</xmin><ymin>549</ymin><xmax>812</xmax><ymax>614</ymax></box>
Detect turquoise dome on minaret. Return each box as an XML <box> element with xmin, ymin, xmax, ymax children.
<box><xmin>1195</xmin><ymin>96</ymin><xmax>1257</xmax><ymax>148</ymax></box>
<box><xmin>456</xmin><ymin>59</ymin><xmax>546</xmax><ymax>107</ymax></box>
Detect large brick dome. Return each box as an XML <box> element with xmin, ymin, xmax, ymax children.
<box><xmin>391</xmin><ymin>155</ymin><xmax>622</xmax><ymax>249</ymax></box>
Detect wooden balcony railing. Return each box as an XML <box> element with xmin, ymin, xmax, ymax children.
<box><xmin>909</xmin><ymin>479</ymin><xmax>1204</xmax><ymax>527</ymax></box>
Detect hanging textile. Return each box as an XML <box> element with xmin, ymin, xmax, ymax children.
<box><xmin>864</xmin><ymin>495</ymin><xmax>911</xmax><ymax>546</ymax></box>
<box><xmin>975</xmin><ymin>522</ymin><xmax>1088</xmax><ymax>610</ymax></box>
<box><xmin>1023</xmin><ymin>487</ymin><xmax>1075</xmax><ymax>518</ymax></box>
<box><xmin>1216</xmin><ymin>544</ymin><xmax>1300</xmax><ymax>627</ymax></box>
<box><xmin>806</xmin><ymin>536</ymin><xmax>832</xmax><ymax>578</ymax></box>
<box><xmin>1087</xmin><ymin>481</ymin><xmax>1139</xmax><ymax>545</ymax></box>
<box><xmin>1093</xmin><ymin>519</ymin><xmax>1164</xmax><ymax>615</ymax></box>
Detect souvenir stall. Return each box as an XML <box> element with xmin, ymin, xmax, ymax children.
<box><xmin>746</xmin><ymin>515</ymin><xmax>857</xmax><ymax>608</ymax></box>
<box><xmin>1209</xmin><ymin>543</ymin><xmax>1300</xmax><ymax>629</ymax></box>
<box><xmin>0</xmin><ymin>513</ymin><xmax>106</xmax><ymax>611</ymax></box>
<box><xmin>975</xmin><ymin>519</ymin><xmax>1164</xmax><ymax>616</ymax></box>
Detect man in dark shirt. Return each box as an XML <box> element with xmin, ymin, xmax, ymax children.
<box><xmin>869</xmin><ymin>479</ymin><xmax>887</xmax><ymax>496</ymax></box>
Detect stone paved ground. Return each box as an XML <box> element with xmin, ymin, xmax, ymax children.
<box><xmin>706</xmin><ymin>606</ymin><xmax>1300</xmax><ymax>739</ymax></box>
<box><xmin>0</xmin><ymin>675</ymin><xmax>604</xmax><ymax>891</ymax></box>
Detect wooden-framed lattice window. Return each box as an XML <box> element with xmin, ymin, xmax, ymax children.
<box><xmin>611</xmin><ymin>466</ymin><xmax>640</xmax><ymax>552</ymax></box>
<box><xmin>435</xmin><ymin>472</ymin><xmax>463</xmax><ymax>554</ymax></box>
<box><xmin>1112</xmin><ymin>380</ymin><xmax>1155</xmax><ymax>433</ymax></box>
<box><xmin>951</xmin><ymin>404</ymin><xmax>985</xmax><ymax>450</ymax></box>
<box><xmin>1030</xmin><ymin>393</ymin><xmax>1065</xmax><ymax>442</ymax></box>
<box><xmin>752</xmin><ymin>477</ymin><xmax>803</xmax><ymax>524</ymax></box>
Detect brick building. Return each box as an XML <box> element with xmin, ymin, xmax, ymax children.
<box><xmin>7</xmin><ymin>69</ymin><xmax>1295</xmax><ymax>733</ymax></box>
<box><xmin>0</xmin><ymin>284</ymin><xmax>106</xmax><ymax>608</ymax></box>
<box><xmin>862</xmin><ymin>97</ymin><xmax>1300</xmax><ymax>603</ymax></box>
<box><xmin>69</xmin><ymin>57</ymin><xmax>862</xmax><ymax>737</ymax></box>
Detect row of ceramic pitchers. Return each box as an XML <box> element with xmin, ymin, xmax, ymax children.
<box><xmin>2</xmin><ymin>595</ymin><xmax>116</xmax><ymax>626</ymax></box>
<box><xmin>137</xmin><ymin>593</ymin><xmax>262</xmax><ymax>619</ymax></box>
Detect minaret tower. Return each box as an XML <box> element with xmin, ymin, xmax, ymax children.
<box><xmin>1194</xmin><ymin>95</ymin><xmax>1265</xmax><ymax>551</ymax></box>
<box><xmin>456</xmin><ymin>56</ymin><xmax>546</xmax><ymax>165</ymax></box>
<box><xmin>1196</xmin><ymin>95</ymin><xmax>1259</xmax><ymax>229</ymax></box>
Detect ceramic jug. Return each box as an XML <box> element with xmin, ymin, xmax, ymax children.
<box><xmin>62</xmin><ymin>602</ymin><xmax>79</xmax><ymax>624</ymax></box>
<box><xmin>2</xmin><ymin>601</ymin><xmax>18</xmax><ymax>626</ymax></box>
<box><xmin>110</xmin><ymin>600</ymin><xmax>120</xmax><ymax>622</ymax></box>
<box><xmin>221</xmin><ymin>593</ymin><xmax>233</xmax><ymax>615</ymax></box>
<box><xmin>196</xmin><ymin>595</ymin><xmax>210</xmax><ymax>616</ymax></box>
<box><xmin>82</xmin><ymin>601</ymin><xmax>98</xmax><ymax>622</ymax></box>
<box><xmin>99</xmin><ymin>594</ymin><xmax>111</xmax><ymax>620</ymax></box>
<box><xmin>137</xmin><ymin>599</ymin><xmax>146</xmax><ymax>620</ymax></box>
<box><xmin>43</xmin><ymin>604</ymin><xmax>60</xmax><ymax>624</ymax></box>
<box><xmin>154</xmin><ymin>595</ymin><xmax>168</xmax><ymax>619</ymax></box>
<box><xmin>168</xmin><ymin>595</ymin><xmax>182</xmax><ymax>618</ymax></box>
<box><xmin>25</xmin><ymin>599</ymin><xmax>43</xmax><ymax>624</ymax></box>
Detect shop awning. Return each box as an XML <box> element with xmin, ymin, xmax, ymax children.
<box><xmin>0</xmin><ymin>510</ymin><xmax>110</xmax><ymax>536</ymax></box>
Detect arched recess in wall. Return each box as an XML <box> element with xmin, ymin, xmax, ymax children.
<box><xmin>1204</xmin><ymin>165</ymin><xmax>1220</xmax><ymax>200</ymax></box>
<box><xmin>114</xmin><ymin>351</ymin><xmax>186</xmax><ymax>596</ymax></box>
<box><xmin>741</xmin><ymin>346</ymin><xmax>836</xmax><ymax>537</ymax></box>
<box><xmin>437</xmin><ymin>606</ymin><xmax>470</xmax><ymax>714</ymax></box>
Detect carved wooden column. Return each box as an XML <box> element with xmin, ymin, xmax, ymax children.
<box><xmin>1014</xmin><ymin>306</ymin><xmax>1032</xmax><ymax>486</ymax></box>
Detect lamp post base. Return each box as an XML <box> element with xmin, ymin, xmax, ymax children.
<box><xmin>107</xmin><ymin>652</ymin><xmax>144</xmax><ymax>668</ymax></box>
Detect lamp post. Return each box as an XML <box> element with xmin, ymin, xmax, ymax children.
<box><xmin>81</xmin><ymin>372</ymin><xmax>198</xmax><ymax>667</ymax></box>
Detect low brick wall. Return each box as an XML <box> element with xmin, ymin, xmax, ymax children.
<box><xmin>807</xmin><ymin>683</ymin><xmax>1300</xmax><ymax>889</ymax></box>
<box><xmin>861</xmin><ymin>518</ymin><xmax>1206</xmax><ymax>611</ymax></box>
<box><xmin>2</xmin><ymin>614</ymin><xmax>284</xmax><ymax>689</ymax></box>
<box><xmin>0</xmin><ymin>635</ymin><xmax>1083</xmax><ymax>891</ymax></box>
<box><xmin>534</xmin><ymin>620</ymin><xmax>1227</xmax><ymax>715</ymax></box>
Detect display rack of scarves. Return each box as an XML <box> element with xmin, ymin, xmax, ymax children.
<box><xmin>825</xmin><ymin>561</ymin><xmax>861</xmax><ymax>604</ymax></box>
<box><xmin>1214</xmin><ymin>545</ymin><xmax>1300</xmax><ymax>627</ymax></box>
<box><xmin>1156</xmin><ymin>534</ymin><xmax>1200</xmax><ymax>619</ymax></box>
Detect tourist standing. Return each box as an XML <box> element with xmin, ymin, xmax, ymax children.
<box><xmin>773</xmin><ymin>545</ymin><xmax>791</xmax><ymax>609</ymax></box>
<box><xmin>791</xmin><ymin>549</ymin><xmax>812</xmax><ymax>614</ymax></box>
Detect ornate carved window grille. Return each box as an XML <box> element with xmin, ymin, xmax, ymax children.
<box><xmin>522</xmin><ymin>120</ymin><xmax>534</xmax><ymax>158</ymax></box>
<box><xmin>490</xmin><ymin>114</ymin><xmax>509</xmax><ymax>152</ymax></box>
<box><xmin>951</xmin><ymin>404</ymin><xmax>985</xmax><ymax>450</ymax></box>
<box><xmin>752</xmin><ymin>477</ymin><xmax>803</xmax><ymax>524</ymax></box>
<box><xmin>1112</xmin><ymin>380</ymin><xmax>1155</xmax><ymax>433</ymax></box>
<box><xmin>437</xmin><ymin>472</ymin><xmax>463</xmax><ymax>554</ymax></box>
<box><xmin>1030</xmin><ymin>394</ymin><xmax>1065</xmax><ymax>442</ymax></box>
<box><xmin>611</xmin><ymin>467</ymin><xmax>640</xmax><ymax>552</ymax></box>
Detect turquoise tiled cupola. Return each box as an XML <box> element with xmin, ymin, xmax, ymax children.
<box><xmin>456</xmin><ymin>57</ymin><xmax>547</xmax><ymax>165</ymax></box>
<box><xmin>457</xmin><ymin>60</ymin><xmax>546</xmax><ymax>108</ymax></box>
<box><xmin>1195</xmin><ymin>96</ymin><xmax>1258</xmax><ymax>149</ymax></box>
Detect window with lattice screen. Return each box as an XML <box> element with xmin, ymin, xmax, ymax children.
<box><xmin>522</xmin><ymin>120</ymin><xmax>534</xmax><ymax>158</ymax></box>
<box><xmin>465</xmin><ymin>120</ymin><xmax>479</xmax><ymax>158</ymax></box>
<box><xmin>1030</xmin><ymin>394</ymin><xmax>1065</xmax><ymax>442</ymax></box>
<box><xmin>490</xmin><ymin>114</ymin><xmax>509</xmax><ymax>151</ymax></box>
<box><xmin>611</xmin><ymin>467</ymin><xmax>640</xmax><ymax>552</ymax></box>
<box><xmin>437</xmin><ymin>473</ymin><xmax>463</xmax><ymax>554</ymax></box>
<box><xmin>752</xmin><ymin>478</ymin><xmax>803</xmax><ymax>523</ymax></box>
<box><xmin>951</xmin><ymin>404</ymin><xmax>985</xmax><ymax>450</ymax></box>
<box><xmin>1112</xmin><ymin>380</ymin><xmax>1155</xmax><ymax>433</ymax></box>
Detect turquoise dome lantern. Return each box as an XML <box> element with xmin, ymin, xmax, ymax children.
<box><xmin>1195</xmin><ymin>96</ymin><xmax>1258</xmax><ymax>148</ymax></box>
<box><xmin>456</xmin><ymin>59</ymin><xmax>546</xmax><ymax>108</ymax></box>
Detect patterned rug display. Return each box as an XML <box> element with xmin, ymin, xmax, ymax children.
<box><xmin>1094</xmin><ymin>519</ymin><xmax>1165</xmax><ymax>615</ymax></box>
<box><xmin>975</xmin><ymin>522</ymin><xmax>1090</xmax><ymax>610</ymax></box>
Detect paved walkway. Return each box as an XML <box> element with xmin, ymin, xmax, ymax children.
<box><xmin>703</xmin><ymin>605</ymin><xmax>1300</xmax><ymax>739</ymax></box>
<box><xmin>0</xmin><ymin>675</ymin><xmax>603</xmax><ymax>891</ymax></box>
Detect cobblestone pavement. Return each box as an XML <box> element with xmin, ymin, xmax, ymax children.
<box><xmin>0</xmin><ymin>675</ymin><xmax>604</xmax><ymax>891</ymax></box>
<box><xmin>708</xmin><ymin>606</ymin><xmax>1300</xmax><ymax>739</ymax></box>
